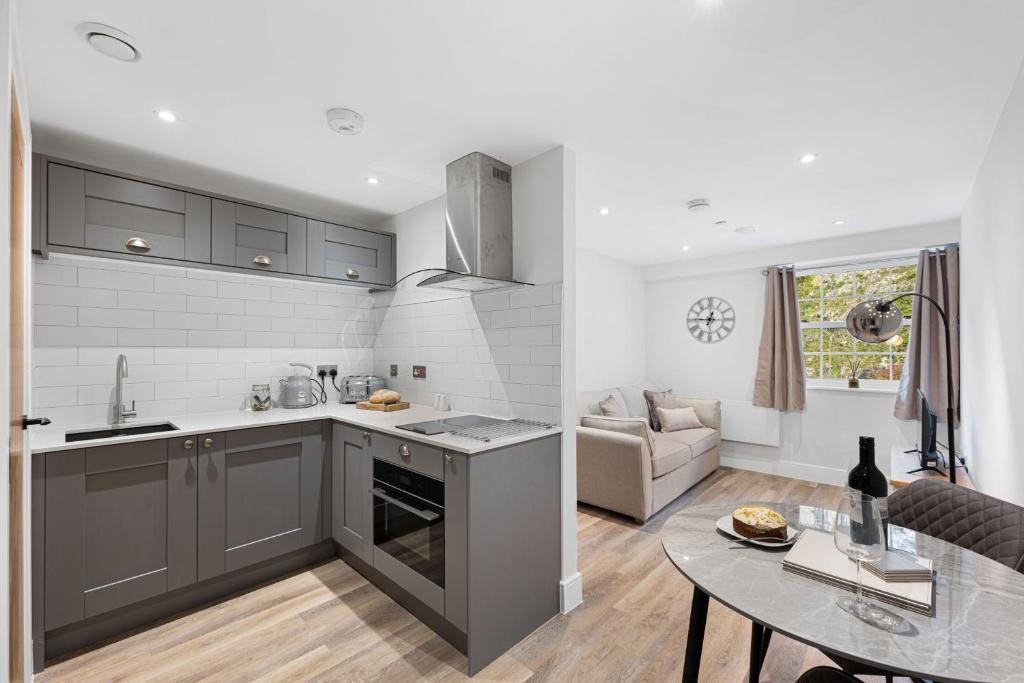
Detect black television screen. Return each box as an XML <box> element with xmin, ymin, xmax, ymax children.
<box><xmin>918</xmin><ymin>388</ymin><xmax>939</xmax><ymax>466</ymax></box>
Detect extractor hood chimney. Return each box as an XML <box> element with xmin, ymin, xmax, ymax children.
<box><xmin>416</xmin><ymin>152</ymin><xmax>531</xmax><ymax>293</ymax></box>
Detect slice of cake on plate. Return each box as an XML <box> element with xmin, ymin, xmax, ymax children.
<box><xmin>732</xmin><ymin>506</ymin><xmax>788</xmax><ymax>540</ymax></box>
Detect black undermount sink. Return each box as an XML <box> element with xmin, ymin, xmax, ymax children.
<box><xmin>65</xmin><ymin>422</ymin><xmax>179</xmax><ymax>443</ymax></box>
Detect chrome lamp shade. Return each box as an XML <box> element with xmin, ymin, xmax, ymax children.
<box><xmin>845</xmin><ymin>300</ymin><xmax>903</xmax><ymax>344</ymax></box>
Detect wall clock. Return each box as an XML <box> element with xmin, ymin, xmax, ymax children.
<box><xmin>687</xmin><ymin>296</ymin><xmax>735</xmax><ymax>343</ymax></box>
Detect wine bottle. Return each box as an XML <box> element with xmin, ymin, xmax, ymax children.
<box><xmin>847</xmin><ymin>436</ymin><xmax>889</xmax><ymax>547</ymax></box>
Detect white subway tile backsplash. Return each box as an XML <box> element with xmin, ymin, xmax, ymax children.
<box><xmin>119</xmin><ymin>329</ymin><xmax>189</xmax><ymax>347</ymax></box>
<box><xmin>79</xmin><ymin>307</ymin><xmax>154</xmax><ymax>329</ymax></box>
<box><xmin>32</xmin><ymin>254</ymin><xmax>564</xmax><ymax>426</ymax></box>
<box><xmin>118</xmin><ymin>291</ymin><xmax>187</xmax><ymax>312</ymax></box>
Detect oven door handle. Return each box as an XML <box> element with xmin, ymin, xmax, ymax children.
<box><xmin>370</xmin><ymin>487</ymin><xmax>441</xmax><ymax>522</ymax></box>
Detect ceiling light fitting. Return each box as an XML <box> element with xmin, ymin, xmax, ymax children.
<box><xmin>77</xmin><ymin>22</ymin><xmax>139</xmax><ymax>62</ymax></box>
<box><xmin>155</xmin><ymin>109</ymin><xmax>177</xmax><ymax>123</ymax></box>
<box><xmin>833</xmin><ymin>219</ymin><xmax>846</xmax><ymax>226</ymax></box>
<box><xmin>687</xmin><ymin>198</ymin><xmax>711</xmax><ymax>213</ymax></box>
<box><xmin>326</xmin><ymin>108</ymin><xmax>364</xmax><ymax>135</ymax></box>
<box><xmin>599</xmin><ymin>207</ymin><xmax>610</xmax><ymax>216</ymax></box>
<box><xmin>799</xmin><ymin>153</ymin><xmax>817</xmax><ymax>164</ymax></box>
<box><xmin>367</xmin><ymin>176</ymin><xmax>380</xmax><ymax>185</ymax></box>
<box><xmin>682</xmin><ymin>245</ymin><xmax>691</xmax><ymax>252</ymax></box>
<box><xmin>714</xmin><ymin>220</ymin><xmax>727</xmax><ymax>226</ymax></box>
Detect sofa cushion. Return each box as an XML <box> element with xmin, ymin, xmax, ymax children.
<box><xmin>658</xmin><ymin>406</ymin><xmax>703</xmax><ymax>432</ymax></box>
<box><xmin>651</xmin><ymin>438</ymin><xmax>691</xmax><ymax>477</ymax></box>
<box><xmin>643</xmin><ymin>389</ymin><xmax>675</xmax><ymax>431</ymax></box>
<box><xmin>658</xmin><ymin>427</ymin><xmax>719</xmax><ymax>458</ymax></box>
<box><xmin>619</xmin><ymin>383</ymin><xmax>658</xmax><ymax>421</ymax></box>
<box><xmin>599</xmin><ymin>394</ymin><xmax>626</xmax><ymax>417</ymax></box>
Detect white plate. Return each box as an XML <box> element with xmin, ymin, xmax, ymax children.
<box><xmin>716</xmin><ymin>514</ymin><xmax>800</xmax><ymax>547</ymax></box>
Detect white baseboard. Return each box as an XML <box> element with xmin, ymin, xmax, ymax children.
<box><xmin>720</xmin><ymin>451</ymin><xmax>847</xmax><ymax>486</ymax></box>
<box><xmin>560</xmin><ymin>572</ymin><xmax>583</xmax><ymax>613</ymax></box>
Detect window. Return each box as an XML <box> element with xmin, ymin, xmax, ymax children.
<box><xmin>797</xmin><ymin>261</ymin><xmax>916</xmax><ymax>382</ymax></box>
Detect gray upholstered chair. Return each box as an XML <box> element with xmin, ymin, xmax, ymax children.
<box><xmin>887</xmin><ymin>478</ymin><xmax>1024</xmax><ymax>573</ymax></box>
<box><xmin>827</xmin><ymin>479</ymin><xmax>1024</xmax><ymax>682</ymax></box>
<box><xmin>797</xmin><ymin>667</ymin><xmax>862</xmax><ymax>682</ymax></box>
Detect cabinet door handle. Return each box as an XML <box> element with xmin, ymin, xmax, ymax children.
<box><xmin>398</xmin><ymin>444</ymin><xmax>410</xmax><ymax>459</ymax></box>
<box><xmin>346</xmin><ymin>268</ymin><xmax>359</xmax><ymax>279</ymax></box>
<box><xmin>362</xmin><ymin>431</ymin><xmax>370</xmax><ymax>440</ymax></box>
<box><xmin>444</xmin><ymin>452</ymin><xmax>452</xmax><ymax>466</ymax></box>
<box><xmin>183</xmin><ymin>439</ymin><xmax>194</xmax><ymax>449</ymax></box>
<box><xmin>253</xmin><ymin>255</ymin><xmax>272</xmax><ymax>267</ymax></box>
<box><xmin>125</xmin><ymin>237</ymin><xmax>151</xmax><ymax>252</ymax></box>
<box><xmin>203</xmin><ymin>438</ymin><xmax>214</xmax><ymax>448</ymax></box>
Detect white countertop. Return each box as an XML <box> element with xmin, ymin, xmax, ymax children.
<box><xmin>29</xmin><ymin>403</ymin><xmax>561</xmax><ymax>455</ymax></box>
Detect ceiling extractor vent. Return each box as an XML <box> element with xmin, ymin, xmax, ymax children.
<box><xmin>77</xmin><ymin>23</ymin><xmax>139</xmax><ymax>62</ymax></box>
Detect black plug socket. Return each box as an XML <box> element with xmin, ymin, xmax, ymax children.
<box><xmin>317</xmin><ymin>369</ymin><xmax>327</xmax><ymax>379</ymax></box>
<box><xmin>328</xmin><ymin>368</ymin><xmax>338</xmax><ymax>378</ymax></box>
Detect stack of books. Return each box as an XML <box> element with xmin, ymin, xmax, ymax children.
<box><xmin>782</xmin><ymin>529</ymin><xmax>935</xmax><ymax>616</ymax></box>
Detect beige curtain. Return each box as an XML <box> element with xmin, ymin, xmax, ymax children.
<box><xmin>894</xmin><ymin>246</ymin><xmax>960</xmax><ymax>422</ymax></box>
<box><xmin>753</xmin><ymin>266</ymin><xmax>806</xmax><ymax>411</ymax></box>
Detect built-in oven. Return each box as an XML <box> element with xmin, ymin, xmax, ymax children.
<box><xmin>371</xmin><ymin>458</ymin><xmax>445</xmax><ymax>588</ymax></box>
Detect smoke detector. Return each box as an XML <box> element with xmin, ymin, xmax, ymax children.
<box><xmin>686</xmin><ymin>198</ymin><xmax>711</xmax><ymax>213</ymax></box>
<box><xmin>77</xmin><ymin>23</ymin><xmax>139</xmax><ymax>62</ymax></box>
<box><xmin>326</xmin><ymin>108</ymin><xmax>364</xmax><ymax>135</ymax></box>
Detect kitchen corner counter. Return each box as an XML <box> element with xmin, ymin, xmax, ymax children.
<box><xmin>29</xmin><ymin>404</ymin><xmax>562</xmax><ymax>455</ymax></box>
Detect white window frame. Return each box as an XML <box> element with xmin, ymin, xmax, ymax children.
<box><xmin>797</xmin><ymin>257</ymin><xmax>916</xmax><ymax>390</ymax></box>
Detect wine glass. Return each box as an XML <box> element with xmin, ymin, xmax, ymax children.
<box><xmin>833</xmin><ymin>490</ymin><xmax>899</xmax><ymax>629</ymax></box>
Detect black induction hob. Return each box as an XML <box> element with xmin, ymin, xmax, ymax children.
<box><xmin>395</xmin><ymin>415</ymin><xmax>498</xmax><ymax>436</ymax></box>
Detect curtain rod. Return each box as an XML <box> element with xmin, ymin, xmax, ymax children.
<box><xmin>761</xmin><ymin>242</ymin><xmax>959</xmax><ymax>276</ymax></box>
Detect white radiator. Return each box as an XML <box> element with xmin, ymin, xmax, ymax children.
<box><xmin>720</xmin><ymin>399</ymin><xmax>780</xmax><ymax>447</ymax></box>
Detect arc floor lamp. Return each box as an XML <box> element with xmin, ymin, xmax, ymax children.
<box><xmin>846</xmin><ymin>293</ymin><xmax>961</xmax><ymax>485</ymax></box>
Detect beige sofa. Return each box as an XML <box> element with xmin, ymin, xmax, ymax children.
<box><xmin>576</xmin><ymin>383</ymin><xmax>721</xmax><ymax>523</ymax></box>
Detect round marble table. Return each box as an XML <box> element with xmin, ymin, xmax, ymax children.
<box><xmin>662</xmin><ymin>502</ymin><xmax>1024</xmax><ymax>683</ymax></box>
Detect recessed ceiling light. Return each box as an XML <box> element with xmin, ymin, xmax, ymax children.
<box><xmin>682</xmin><ymin>245</ymin><xmax>690</xmax><ymax>252</ymax></box>
<box><xmin>155</xmin><ymin>109</ymin><xmax>177</xmax><ymax>123</ymax></box>
<box><xmin>833</xmin><ymin>219</ymin><xmax>846</xmax><ymax>226</ymax></box>
<box><xmin>714</xmin><ymin>220</ymin><xmax>727</xmax><ymax>226</ymax></box>
<box><xmin>686</xmin><ymin>198</ymin><xmax>711</xmax><ymax>213</ymax></box>
<box><xmin>77</xmin><ymin>22</ymin><xmax>139</xmax><ymax>62</ymax></box>
<box><xmin>326</xmin><ymin>108</ymin><xmax>364</xmax><ymax>135</ymax></box>
<box><xmin>367</xmin><ymin>176</ymin><xmax>380</xmax><ymax>185</ymax></box>
<box><xmin>599</xmin><ymin>207</ymin><xmax>610</xmax><ymax>216</ymax></box>
<box><xmin>799</xmin><ymin>153</ymin><xmax>817</xmax><ymax>164</ymax></box>
<box><xmin>735</xmin><ymin>226</ymin><xmax>756</xmax><ymax>234</ymax></box>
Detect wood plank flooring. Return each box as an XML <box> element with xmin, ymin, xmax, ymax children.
<box><xmin>36</xmin><ymin>468</ymin><xmax>912</xmax><ymax>682</ymax></box>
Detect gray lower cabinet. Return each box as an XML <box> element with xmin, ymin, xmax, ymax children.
<box><xmin>45</xmin><ymin>161</ymin><xmax>211</xmax><ymax>262</ymax></box>
<box><xmin>211</xmin><ymin>199</ymin><xmax>306</xmax><ymax>276</ymax></box>
<box><xmin>444</xmin><ymin>451</ymin><xmax>468</xmax><ymax>632</ymax></box>
<box><xmin>43</xmin><ymin>437</ymin><xmax>197</xmax><ymax>630</ymax></box>
<box><xmin>331</xmin><ymin>424</ymin><xmax>373</xmax><ymax>563</ymax></box>
<box><xmin>307</xmin><ymin>219</ymin><xmax>394</xmax><ymax>286</ymax></box>
<box><xmin>198</xmin><ymin>422</ymin><xmax>327</xmax><ymax>580</ymax></box>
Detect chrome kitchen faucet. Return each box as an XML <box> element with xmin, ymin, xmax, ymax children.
<box><xmin>114</xmin><ymin>353</ymin><xmax>137</xmax><ymax>424</ymax></box>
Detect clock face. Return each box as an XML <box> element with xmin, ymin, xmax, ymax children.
<box><xmin>687</xmin><ymin>296</ymin><xmax>736</xmax><ymax>343</ymax></box>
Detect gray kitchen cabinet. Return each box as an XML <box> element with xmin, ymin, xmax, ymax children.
<box><xmin>211</xmin><ymin>199</ymin><xmax>306</xmax><ymax>276</ymax></box>
<box><xmin>373</xmin><ymin>432</ymin><xmax>445</xmax><ymax>479</ymax></box>
<box><xmin>45</xmin><ymin>161</ymin><xmax>211</xmax><ymax>262</ymax></box>
<box><xmin>331</xmin><ymin>424</ymin><xmax>373</xmax><ymax>563</ymax></box>
<box><xmin>306</xmin><ymin>219</ymin><xmax>394</xmax><ymax>286</ymax></box>
<box><xmin>43</xmin><ymin>437</ymin><xmax>197</xmax><ymax>629</ymax></box>
<box><xmin>444</xmin><ymin>451</ymin><xmax>468</xmax><ymax>632</ymax></box>
<box><xmin>197</xmin><ymin>422</ymin><xmax>326</xmax><ymax>580</ymax></box>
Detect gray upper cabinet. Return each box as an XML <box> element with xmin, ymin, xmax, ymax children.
<box><xmin>43</xmin><ymin>438</ymin><xmax>197</xmax><ymax>629</ymax></box>
<box><xmin>197</xmin><ymin>422</ymin><xmax>326</xmax><ymax>581</ymax></box>
<box><xmin>211</xmin><ymin>200</ymin><xmax>307</xmax><ymax>276</ymax></box>
<box><xmin>46</xmin><ymin>162</ymin><xmax>211</xmax><ymax>262</ymax></box>
<box><xmin>36</xmin><ymin>155</ymin><xmax>395</xmax><ymax>287</ymax></box>
<box><xmin>331</xmin><ymin>424</ymin><xmax>373</xmax><ymax>563</ymax></box>
<box><xmin>307</xmin><ymin>220</ymin><xmax>394</xmax><ymax>286</ymax></box>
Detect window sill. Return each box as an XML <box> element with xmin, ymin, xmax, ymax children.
<box><xmin>807</xmin><ymin>383</ymin><xmax>899</xmax><ymax>395</ymax></box>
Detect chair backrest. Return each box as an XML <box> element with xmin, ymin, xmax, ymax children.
<box><xmin>887</xmin><ymin>479</ymin><xmax>1024</xmax><ymax>573</ymax></box>
<box><xmin>796</xmin><ymin>666</ymin><xmax>862</xmax><ymax>682</ymax></box>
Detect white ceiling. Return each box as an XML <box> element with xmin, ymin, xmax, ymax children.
<box><xmin>20</xmin><ymin>0</ymin><xmax>1024</xmax><ymax>265</ymax></box>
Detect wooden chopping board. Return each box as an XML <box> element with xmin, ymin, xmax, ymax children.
<box><xmin>356</xmin><ymin>401</ymin><xmax>410</xmax><ymax>412</ymax></box>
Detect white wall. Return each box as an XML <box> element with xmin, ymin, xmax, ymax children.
<box><xmin>375</xmin><ymin>195</ymin><xmax>445</xmax><ymax>279</ymax></box>
<box><xmin>576</xmin><ymin>249</ymin><xmax>646</xmax><ymax>391</ymax></box>
<box><xmin>961</xmin><ymin>60</ymin><xmax>1024</xmax><ymax>506</ymax></box>
<box><xmin>643</xmin><ymin>221</ymin><xmax>959</xmax><ymax>484</ymax></box>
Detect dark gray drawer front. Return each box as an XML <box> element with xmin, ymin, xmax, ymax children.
<box><xmin>225</xmin><ymin>423</ymin><xmax>302</xmax><ymax>452</ymax></box>
<box><xmin>372</xmin><ymin>433</ymin><xmax>444</xmax><ymax>480</ymax></box>
<box><xmin>86</xmin><ymin>440</ymin><xmax>168</xmax><ymax>474</ymax></box>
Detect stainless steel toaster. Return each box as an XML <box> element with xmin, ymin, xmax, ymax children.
<box><xmin>340</xmin><ymin>375</ymin><xmax>386</xmax><ymax>403</ymax></box>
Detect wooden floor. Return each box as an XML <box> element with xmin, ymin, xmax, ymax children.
<box><xmin>36</xmin><ymin>468</ymin><xmax>911</xmax><ymax>682</ymax></box>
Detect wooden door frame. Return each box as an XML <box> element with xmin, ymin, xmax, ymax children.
<box><xmin>8</xmin><ymin>78</ymin><xmax>26</xmax><ymax>682</ymax></box>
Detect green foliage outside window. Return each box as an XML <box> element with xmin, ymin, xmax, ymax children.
<box><xmin>797</xmin><ymin>262</ymin><xmax>916</xmax><ymax>381</ymax></box>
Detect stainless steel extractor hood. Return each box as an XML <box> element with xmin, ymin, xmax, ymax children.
<box><xmin>416</xmin><ymin>152</ymin><xmax>532</xmax><ymax>293</ymax></box>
